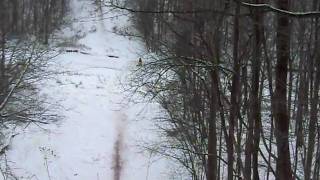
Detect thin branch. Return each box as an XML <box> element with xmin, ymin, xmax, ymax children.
<box><xmin>238</xmin><ymin>1</ymin><xmax>320</xmax><ymax>18</ymax></box>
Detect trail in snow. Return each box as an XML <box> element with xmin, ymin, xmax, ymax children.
<box><xmin>112</xmin><ymin>113</ymin><xmax>126</xmax><ymax>180</ymax></box>
<box><xmin>5</xmin><ymin>0</ymin><xmax>171</xmax><ymax>179</ymax></box>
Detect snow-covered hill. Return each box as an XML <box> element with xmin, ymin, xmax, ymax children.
<box><xmin>5</xmin><ymin>0</ymin><xmax>171</xmax><ymax>179</ymax></box>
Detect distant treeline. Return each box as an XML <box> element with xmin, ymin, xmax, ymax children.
<box><xmin>0</xmin><ymin>0</ymin><xmax>69</xmax><ymax>43</ymax></box>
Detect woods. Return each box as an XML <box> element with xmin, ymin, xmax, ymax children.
<box><xmin>0</xmin><ymin>1</ymin><xmax>68</xmax><ymax>177</ymax></box>
<box><xmin>0</xmin><ymin>0</ymin><xmax>68</xmax><ymax>42</ymax></box>
<box><xmin>3</xmin><ymin>0</ymin><xmax>320</xmax><ymax>179</ymax></box>
<box><xmin>0</xmin><ymin>0</ymin><xmax>68</xmax><ymax>124</ymax></box>
<box><xmin>110</xmin><ymin>0</ymin><xmax>320</xmax><ymax>179</ymax></box>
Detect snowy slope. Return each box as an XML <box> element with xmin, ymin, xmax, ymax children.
<box><xmin>5</xmin><ymin>0</ymin><xmax>171</xmax><ymax>179</ymax></box>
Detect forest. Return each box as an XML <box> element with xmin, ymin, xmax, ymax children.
<box><xmin>2</xmin><ymin>0</ymin><xmax>320</xmax><ymax>179</ymax></box>
<box><xmin>0</xmin><ymin>0</ymin><xmax>68</xmax><ymax>178</ymax></box>
<box><xmin>109</xmin><ymin>0</ymin><xmax>320</xmax><ymax>179</ymax></box>
<box><xmin>0</xmin><ymin>0</ymin><xmax>68</xmax><ymax>122</ymax></box>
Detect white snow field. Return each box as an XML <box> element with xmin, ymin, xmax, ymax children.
<box><xmin>5</xmin><ymin>0</ymin><xmax>172</xmax><ymax>179</ymax></box>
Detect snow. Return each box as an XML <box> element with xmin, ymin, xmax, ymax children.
<box><xmin>5</xmin><ymin>0</ymin><xmax>172</xmax><ymax>179</ymax></box>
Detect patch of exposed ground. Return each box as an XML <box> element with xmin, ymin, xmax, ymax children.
<box><xmin>112</xmin><ymin>112</ymin><xmax>127</xmax><ymax>180</ymax></box>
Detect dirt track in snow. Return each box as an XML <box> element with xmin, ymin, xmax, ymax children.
<box><xmin>113</xmin><ymin>112</ymin><xmax>127</xmax><ymax>180</ymax></box>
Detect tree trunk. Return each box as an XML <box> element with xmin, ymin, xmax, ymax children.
<box><xmin>252</xmin><ymin>1</ymin><xmax>263</xmax><ymax>179</ymax></box>
<box><xmin>227</xmin><ymin>2</ymin><xmax>240</xmax><ymax>180</ymax></box>
<box><xmin>274</xmin><ymin>0</ymin><xmax>293</xmax><ymax>179</ymax></box>
<box><xmin>207</xmin><ymin>70</ymin><xmax>218</xmax><ymax>180</ymax></box>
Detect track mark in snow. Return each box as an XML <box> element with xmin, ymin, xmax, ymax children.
<box><xmin>112</xmin><ymin>112</ymin><xmax>127</xmax><ymax>180</ymax></box>
<box><xmin>113</xmin><ymin>133</ymin><xmax>123</xmax><ymax>180</ymax></box>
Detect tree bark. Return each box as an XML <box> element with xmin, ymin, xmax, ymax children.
<box><xmin>207</xmin><ymin>70</ymin><xmax>218</xmax><ymax>180</ymax></box>
<box><xmin>252</xmin><ymin>1</ymin><xmax>263</xmax><ymax>179</ymax></box>
<box><xmin>227</xmin><ymin>2</ymin><xmax>241</xmax><ymax>180</ymax></box>
<box><xmin>274</xmin><ymin>0</ymin><xmax>293</xmax><ymax>179</ymax></box>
